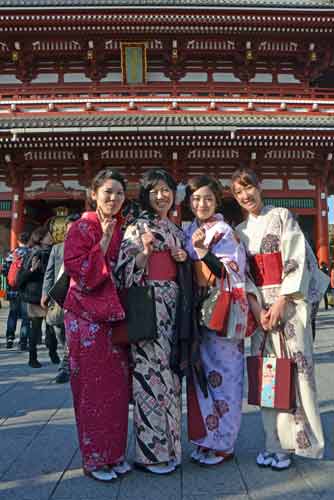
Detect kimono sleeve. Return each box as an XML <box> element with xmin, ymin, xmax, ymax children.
<box><xmin>115</xmin><ymin>222</ymin><xmax>146</xmax><ymax>288</ymax></box>
<box><xmin>64</xmin><ymin>221</ymin><xmax>109</xmax><ymax>292</ymax></box>
<box><xmin>279</xmin><ymin>209</ymin><xmax>310</xmax><ymax>299</ymax></box>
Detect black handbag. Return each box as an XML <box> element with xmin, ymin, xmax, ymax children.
<box><xmin>48</xmin><ymin>271</ymin><xmax>70</xmax><ymax>308</ymax></box>
<box><xmin>124</xmin><ymin>285</ymin><xmax>158</xmax><ymax>343</ymax></box>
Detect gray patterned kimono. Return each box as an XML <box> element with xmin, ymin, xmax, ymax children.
<box><xmin>116</xmin><ymin>212</ymin><xmax>183</xmax><ymax>465</ymax></box>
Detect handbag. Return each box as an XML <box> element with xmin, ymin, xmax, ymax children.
<box><xmin>112</xmin><ymin>319</ymin><xmax>129</xmax><ymax>346</ymax></box>
<box><xmin>328</xmin><ymin>290</ymin><xmax>334</xmax><ymax>307</ymax></box>
<box><xmin>247</xmin><ymin>330</ymin><xmax>296</xmax><ymax>410</ymax></box>
<box><xmin>48</xmin><ymin>265</ymin><xmax>70</xmax><ymax>308</ymax></box>
<box><xmin>200</xmin><ymin>272</ymin><xmax>231</xmax><ymax>335</ymax></box>
<box><xmin>113</xmin><ymin>285</ymin><xmax>157</xmax><ymax>344</ymax></box>
<box><xmin>46</xmin><ymin>302</ymin><xmax>64</xmax><ymax>327</ymax></box>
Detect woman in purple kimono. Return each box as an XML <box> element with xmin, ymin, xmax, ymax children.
<box><xmin>184</xmin><ymin>175</ymin><xmax>251</xmax><ymax>466</ymax></box>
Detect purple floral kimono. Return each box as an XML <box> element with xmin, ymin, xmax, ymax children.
<box><xmin>184</xmin><ymin>214</ymin><xmax>249</xmax><ymax>453</ymax></box>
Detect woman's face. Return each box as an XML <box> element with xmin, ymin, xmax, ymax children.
<box><xmin>148</xmin><ymin>180</ymin><xmax>174</xmax><ymax>218</ymax></box>
<box><xmin>41</xmin><ymin>231</ymin><xmax>53</xmax><ymax>247</ymax></box>
<box><xmin>190</xmin><ymin>185</ymin><xmax>217</xmax><ymax>222</ymax></box>
<box><xmin>91</xmin><ymin>179</ymin><xmax>125</xmax><ymax>218</ymax></box>
<box><xmin>232</xmin><ymin>181</ymin><xmax>263</xmax><ymax>216</ymax></box>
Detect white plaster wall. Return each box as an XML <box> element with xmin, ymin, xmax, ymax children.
<box><xmin>288</xmin><ymin>179</ymin><xmax>315</xmax><ymax>190</ymax></box>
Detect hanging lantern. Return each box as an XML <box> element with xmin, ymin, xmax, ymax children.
<box><xmin>47</xmin><ymin>206</ymin><xmax>69</xmax><ymax>244</ymax></box>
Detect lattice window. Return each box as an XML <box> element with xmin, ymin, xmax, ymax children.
<box><xmin>187</xmin><ymin>40</ymin><xmax>235</xmax><ymax>51</ymax></box>
<box><xmin>188</xmin><ymin>149</ymin><xmax>239</xmax><ymax>160</ymax></box>
<box><xmin>265</xmin><ymin>150</ymin><xmax>315</xmax><ymax>160</ymax></box>
<box><xmin>264</xmin><ymin>198</ymin><xmax>315</xmax><ymax>209</ymax></box>
<box><xmin>259</xmin><ymin>41</ymin><xmax>298</xmax><ymax>52</ymax></box>
<box><xmin>32</xmin><ymin>40</ymin><xmax>81</xmax><ymax>51</ymax></box>
<box><xmin>100</xmin><ymin>150</ymin><xmax>162</xmax><ymax>160</ymax></box>
<box><xmin>24</xmin><ymin>151</ymin><xmax>76</xmax><ymax>161</ymax></box>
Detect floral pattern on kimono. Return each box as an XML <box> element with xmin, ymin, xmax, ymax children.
<box><xmin>64</xmin><ymin>211</ymin><xmax>130</xmax><ymax>472</ymax></box>
<box><xmin>185</xmin><ymin>214</ymin><xmax>250</xmax><ymax>340</ymax></box>
<box><xmin>115</xmin><ymin>212</ymin><xmax>183</xmax><ymax>465</ymax></box>
<box><xmin>184</xmin><ymin>214</ymin><xmax>248</xmax><ymax>452</ymax></box>
<box><xmin>237</xmin><ymin>206</ymin><xmax>325</xmax><ymax>459</ymax></box>
<box><xmin>65</xmin><ymin>311</ymin><xmax>129</xmax><ymax>472</ymax></box>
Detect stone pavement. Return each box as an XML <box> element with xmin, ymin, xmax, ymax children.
<box><xmin>0</xmin><ymin>301</ymin><xmax>333</xmax><ymax>500</ymax></box>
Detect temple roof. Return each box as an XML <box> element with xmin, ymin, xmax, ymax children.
<box><xmin>2</xmin><ymin>113</ymin><xmax>334</xmax><ymax>131</ymax></box>
<box><xmin>0</xmin><ymin>0</ymin><xmax>332</xmax><ymax>8</ymax></box>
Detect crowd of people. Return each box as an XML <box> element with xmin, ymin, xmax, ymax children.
<box><xmin>1</xmin><ymin>215</ymin><xmax>79</xmax><ymax>381</ymax></box>
<box><xmin>0</xmin><ymin>167</ymin><xmax>330</xmax><ymax>482</ymax></box>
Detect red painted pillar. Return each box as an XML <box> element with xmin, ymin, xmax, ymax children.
<box><xmin>83</xmin><ymin>152</ymin><xmax>93</xmax><ymax>211</ymax></box>
<box><xmin>316</xmin><ymin>178</ymin><xmax>329</xmax><ymax>265</ymax></box>
<box><xmin>170</xmin><ymin>152</ymin><xmax>182</xmax><ymax>225</ymax></box>
<box><xmin>10</xmin><ymin>180</ymin><xmax>24</xmax><ymax>250</ymax></box>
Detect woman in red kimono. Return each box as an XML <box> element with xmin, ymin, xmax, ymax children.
<box><xmin>64</xmin><ymin>169</ymin><xmax>130</xmax><ymax>482</ymax></box>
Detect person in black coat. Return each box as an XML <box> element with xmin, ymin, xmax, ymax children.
<box><xmin>18</xmin><ymin>226</ymin><xmax>59</xmax><ymax>368</ymax></box>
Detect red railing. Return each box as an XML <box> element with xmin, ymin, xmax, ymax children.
<box><xmin>1</xmin><ymin>82</ymin><xmax>334</xmax><ymax>101</ymax></box>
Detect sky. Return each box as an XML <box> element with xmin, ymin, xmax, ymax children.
<box><xmin>329</xmin><ymin>196</ymin><xmax>334</xmax><ymax>224</ymax></box>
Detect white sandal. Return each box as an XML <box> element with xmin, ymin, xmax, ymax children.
<box><xmin>86</xmin><ymin>469</ymin><xmax>118</xmax><ymax>481</ymax></box>
<box><xmin>256</xmin><ymin>451</ymin><xmax>275</xmax><ymax>467</ymax></box>
<box><xmin>271</xmin><ymin>453</ymin><xmax>292</xmax><ymax>470</ymax></box>
<box><xmin>112</xmin><ymin>461</ymin><xmax>132</xmax><ymax>475</ymax></box>
<box><xmin>190</xmin><ymin>447</ymin><xmax>207</xmax><ymax>462</ymax></box>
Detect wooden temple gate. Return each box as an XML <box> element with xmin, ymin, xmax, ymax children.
<box><xmin>0</xmin><ymin>2</ymin><xmax>334</xmax><ymax>264</ymax></box>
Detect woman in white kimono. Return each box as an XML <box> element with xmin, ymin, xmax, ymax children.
<box><xmin>231</xmin><ymin>168</ymin><xmax>328</xmax><ymax>471</ymax></box>
<box><xmin>184</xmin><ymin>176</ymin><xmax>252</xmax><ymax>466</ymax></box>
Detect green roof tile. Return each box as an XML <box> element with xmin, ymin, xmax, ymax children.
<box><xmin>2</xmin><ymin>113</ymin><xmax>334</xmax><ymax>130</ymax></box>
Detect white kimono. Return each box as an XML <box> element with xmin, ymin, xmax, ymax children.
<box><xmin>237</xmin><ymin>206</ymin><xmax>326</xmax><ymax>459</ymax></box>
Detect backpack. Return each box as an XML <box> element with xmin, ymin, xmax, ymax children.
<box><xmin>7</xmin><ymin>251</ymin><xmax>24</xmax><ymax>289</ymax></box>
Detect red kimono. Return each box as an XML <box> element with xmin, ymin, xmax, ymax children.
<box><xmin>64</xmin><ymin>211</ymin><xmax>129</xmax><ymax>472</ymax></box>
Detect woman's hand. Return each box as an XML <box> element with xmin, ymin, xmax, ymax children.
<box><xmin>141</xmin><ymin>224</ymin><xmax>155</xmax><ymax>257</ymax></box>
<box><xmin>101</xmin><ymin>219</ymin><xmax>117</xmax><ymax>239</ymax></box>
<box><xmin>192</xmin><ymin>227</ymin><xmax>208</xmax><ymax>259</ymax></box>
<box><xmin>98</xmin><ymin>208</ymin><xmax>117</xmax><ymax>254</ymax></box>
<box><xmin>260</xmin><ymin>309</ymin><xmax>271</xmax><ymax>332</ymax></box>
<box><xmin>40</xmin><ymin>293</ymin><xmax>49</xmax><ymax>309</ymax></box>
<box><xmin>192</xmin><ymin>227</ymin><xmax>206</xmax><ymax>249</ymax></box>
<box><xmin>135</xmin><ymin>224</ymin><xmax>155</xmax><ymax>269</ymax></box>
<box><xmin>266</xmin><ymin>296</ymin><xmax>288</xmax><ymax>330</ymax></box>
<box><xmin>171</xmin><ymin>247</ymin><xmax>187</xmax><ymax>262</ymax></box>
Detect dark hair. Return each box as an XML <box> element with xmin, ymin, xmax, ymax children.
<box><xmin>28</xmin><ymin>226</ymin><xmax>51</xmax><ymax>247</ymax></box>
<box><xmin>185</xmin><ymin>175</ymin><xmax>223</xmax><ymax>208</ymax></box>
<box><xmin>91</xmin><ymin>168</ymin><xmax>126</xmax><ymax>193</ymax></box>
<box><xmin>88</xmin><ymin>168</ymin><xmax>126</xmax><ymax>210</ymax></box>
<box><xmin>18</xmin><ymin>231</ymin><xmax>30</xmax><ymax>245</ymax></box>
<box><xmin>65</xmin><ymin>213</ymin><xmax>81</xmax><ymax>225</ymax></box>
<box><xmin>139</xmin><ymin>169</ymin><xmax>177</xmax><ymax>213</ymax></box>
<box><xmin>230</xmin><ymin>168</ymin><xmax>260</xmax><ymax>194</ymax></box>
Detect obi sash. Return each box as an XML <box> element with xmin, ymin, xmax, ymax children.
<box><xmin>147</xmin><ymin>250</ymin><xmax>177</xmax><ymax>281</ymax></box>
<box><xmin>250</xmin><ymin>252</ymin><xmax>283</xmax><ymax>287</ymax></box>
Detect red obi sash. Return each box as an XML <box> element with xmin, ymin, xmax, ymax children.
<box><xmin>250</xmin><ymin>252</ymin><xmax>283</xmax><ymax>286</ymax></box>
<box><xmin>147</xmin><ymin>250</ymin><xmax>177</xmax><ymax>281</ymax></box>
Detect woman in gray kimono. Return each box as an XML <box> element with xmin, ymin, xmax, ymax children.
<box><xmin>116</xmin><ymin>169</ymin><xmax>187</xmax><ymax>475</ymax></box>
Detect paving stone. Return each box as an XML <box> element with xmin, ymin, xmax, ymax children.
<box><xmin>0</xmin><ymin>303</ymin><xmax>333</xmax><ymax>500</ymax></box>
<box><xmin>237</xmin><ymin>453</ymin><xmax>323</xmax><ymax>500</ymax></box>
